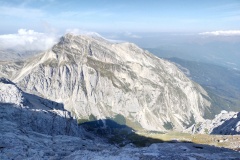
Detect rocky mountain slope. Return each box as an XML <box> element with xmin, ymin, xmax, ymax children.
<box><xmin>0</xmin><ymin>78</ymin><xmax>80</xmax><ymax>136</ymax></box>
<box><xmin>190</xmin><ymin>110</ymin><xmax>240</xmax><ymax>135</ymax></box>
<box><xmin>1</xmin><ymin>78</ymin><xmax>240</xmax><ymax>159</ymax></box>
<box><xmin>0</xmin><ymin>33</ymin><xmax>213</xmax><ymax>131</ymax></box>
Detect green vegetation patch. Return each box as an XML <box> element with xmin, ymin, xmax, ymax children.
<box><xmin>112</xmin><ymin>114</ymin><xmax>126</xmax><ymax>125</ymax></box>
<box><xmin>163</xmin><ymin>122</ymin><xmax>173</xmax><ymax>130</ymax></box>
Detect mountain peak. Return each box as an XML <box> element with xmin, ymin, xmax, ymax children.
<box><xmin>12</xmin><ymin>34</ymin><xmax>211</xmax><ymax>131</ymax></box>
<box><xmin>60</xmin><ymin>32</ymin><xmax>112</xmax><ymax>45</ymax></box>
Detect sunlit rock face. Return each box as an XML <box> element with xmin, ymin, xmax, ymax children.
<box><xmin>8</xmin><ymin>33</ymin><xmax>211</xmax><ymax>131</ymax></box>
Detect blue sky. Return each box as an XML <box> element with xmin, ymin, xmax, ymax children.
<box><xmin>0</xmin><ymin>0</ymin><xmax>240</xmax><ymax>34</ymax></box>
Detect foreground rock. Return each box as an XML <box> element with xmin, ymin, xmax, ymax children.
<box><xmin>1</xmin><ymin>122</ymin><xmax>240</xmax><ymax>160</ymax></box>
<box><xmin>1</xmin><ymin>79</ymin><xmax>240</xmax><ymax>160</ymax></box>
<box><xmin>0</xmin><ymin>78</ymin><xmax>79</xmax><ymax>136</ymax></box>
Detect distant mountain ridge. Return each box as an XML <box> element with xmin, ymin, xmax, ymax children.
<box><xmin>0</xmin><ymin>49</ymin><xmax>41</xmax><ymax>61</ymax></box>
<box><xmin>167</xmin><ymin>57</ymin><xmax>240</xmax><ymax>116</ymax></box>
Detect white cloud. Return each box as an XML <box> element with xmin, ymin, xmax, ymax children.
<box><xmin>65</xmin><ymin>28</ymin><xmax>101</xmax><ymax>37</ymax></box>
<box><xmin>199</xmin><ymin>30</ymin><xmax>240</xmax><ymax>36</ymax></box>
<box><xmin>124</xmin><ymin>32</ymin><xmax>141</xmax><ymax>38</ymax></box>
<box><xmin>0</xmin><ymin>29</ymin><xmax>58</xmax><ymax>51</ymax></box>
<box><xmin>65</xmin><ymin>28</ymin><xmax>105</xmax><ymax>38</ymax></box>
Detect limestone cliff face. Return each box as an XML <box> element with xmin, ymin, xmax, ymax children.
<box><xmin>11</xmin><ymin>34</ymin><xmax>211</xmax><ymax>131</ymax></box>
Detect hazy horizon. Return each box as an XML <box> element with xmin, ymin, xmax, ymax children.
<box><xmin>1</xmin><ymin>0</ymin><xmax>240</xmax><ymax>69</ymax></box>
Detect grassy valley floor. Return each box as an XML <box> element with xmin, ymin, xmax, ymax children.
<box><xmin>137</xmin><ymin>131</ymin><xmax>240</xmax><ymax>151</ymax></box>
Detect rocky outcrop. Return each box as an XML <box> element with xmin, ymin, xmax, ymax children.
<box><xmin>0</xmin><ymin>78</ymin><xmax>79</xmax><ymax>136</ymax></box>
<box><xmin>10</xmin><ymin>33</ymin><xmax>211</xmax><ymax>131</ymax></box>
<box><xmin>190</xmin><ymin>110</ymin><xmax>240</xmax><ymax>135</ymax></box>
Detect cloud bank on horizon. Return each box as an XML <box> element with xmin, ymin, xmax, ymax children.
<box><xmin>199</xmin><ymin>30</ymin><xmax>240</xmax><ymax>36</ymax></box>
<box><xmin>0</xmin><ymin>28</ymin><xmax>123</xmax><ymax>51</ymax></box>
<box><xmin>1</xmin><ymin>28</ymin><xmax>240</xmax><ymax>52</ymax></box>
<box><xmin>0</xmin><ymin>29</ymin><xmax>58</xmax><ymax>51</ymax></box>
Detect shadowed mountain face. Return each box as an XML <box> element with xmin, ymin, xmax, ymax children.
<box><xmin>191</xmin><ymin>110</ymin><xmax>240</xmax><ymax>135</ymax></box>
<box><xmin>0</xmin><ymin>34</ymin><xmax>214</xmax><ymax>131</ymax></box>
<box><xmin>80</xmin><ymin>119</ymin><xmax>164</xmax><ymax>147</ymax></box>
<box><xmin>211</xmin><ymin>112</ymin><xmax>240</xmax><ymax>135</ymax></box>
